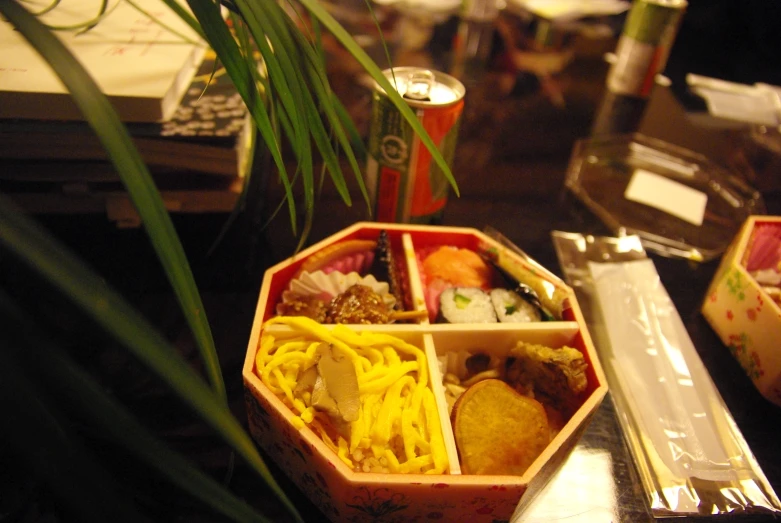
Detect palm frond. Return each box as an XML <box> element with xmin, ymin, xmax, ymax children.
<box><xmin>1</xmin><ymin>0</ymin><xmax>463</xmax><ymax>520</ymax></box>
<box><xmin>0</xmin><ymin>192</ymin><xmax>303</xmax><ymax>522</ymax></box>
<box><xmin>1</xmin><ymin>290</ymin><xmax>278</xmax><ymax>523</ymax></box>
<box><xmin>185</xmin><ymin>0</ymin><xmax>301</xmax><ymax>233</ymax></box>
<box><xmin>297</xmin><ymin>0</ymin><xmax>460</xmax><ymax>195</ymax></box>
<box><xmin>0</xmin><ymin>0</ymin><xmax>228</xmax><ymax>406</ymax></box>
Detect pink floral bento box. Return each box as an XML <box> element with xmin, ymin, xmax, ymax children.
<box><xmin>242</xmin><ymin>222</ymin><xmax>607</xmax><ymax>522</ymax></box>
<box><xmin>702</xmin><ymin>215</ymin><xmax>781</xmax><ymax>407</ymax></box>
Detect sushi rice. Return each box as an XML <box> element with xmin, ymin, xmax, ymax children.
<box><xmin>490</xmin><ymin>288</ymin><xmax>542</xmax><ymax>323</ymax></box>
<box><xmin>439</xmin><ymin>287</ymin><xmax>497</xmax><ymax>323</ymax></box>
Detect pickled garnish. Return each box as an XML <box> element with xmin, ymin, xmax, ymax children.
<box><xmin>454</xmin><ymin>293</ymin><xmax>471</xmax><ymax>309</ymax></box>
<box><xmin>368</xmin><ymin>230</ymin><xmax>403</xmax><ymax>310</ymax></box>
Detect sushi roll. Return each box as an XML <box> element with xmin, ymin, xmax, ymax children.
<box><xmin>439</xmin><ymin>288</ymin><xmax>497</xmax><ymax>324</ymax></box>
<box><xmin>490</xmin><ymin>288</ymin><xmax>543</xmax><ymax>323</ymax></box>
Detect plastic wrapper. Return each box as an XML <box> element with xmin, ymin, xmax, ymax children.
<box><xmin>551</xmin><ymin>231</ymin><xmax>781</xmax><ymax>517</ymax></box>
<box><xmin>483</xmin><ymin>226</ymin><xmax>571</xmax><ymax>320</ymax></box>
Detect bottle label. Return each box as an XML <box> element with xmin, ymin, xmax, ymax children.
<box><xmin>607</xmin><ymin>36</ymin><xmax>665</xmax><ymax>97</ymax></box>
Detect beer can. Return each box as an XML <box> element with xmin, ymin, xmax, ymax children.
<box><xmin>365</xmin><ymin>68</ymin><xmax>465</xmax><ymax>224</ymax></box>
<box><xmin>606</xmin><ymin>0</ymin><xmax>687</xmax><ymax>98</ymax></box>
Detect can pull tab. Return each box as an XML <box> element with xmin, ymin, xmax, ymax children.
<box><xmin>403</xmin><ymin>70</ymin><xmax>435</xmax><ymax>102</ymax></box>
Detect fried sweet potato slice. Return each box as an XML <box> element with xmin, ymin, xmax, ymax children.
<box><xmin>451</xmin><ymin>379</ymin><xmax>550</xmax><ymax>476</ymax></box>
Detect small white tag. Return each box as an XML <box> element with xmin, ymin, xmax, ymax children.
<box><xmin>624</xmin><ymin>169</ymin><xmax>707</xmax><ymax>226</ymax></box>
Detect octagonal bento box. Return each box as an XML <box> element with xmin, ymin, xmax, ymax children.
<box><xmin>243</xmin><ymin>222</ymin><xmax>608</xmax><ymax>522</ymax></box>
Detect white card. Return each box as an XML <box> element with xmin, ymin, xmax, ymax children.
<box><xmin>624</xmin><ymin>169</ymin><xmax>707</xmax><ymax>226</ymax></box>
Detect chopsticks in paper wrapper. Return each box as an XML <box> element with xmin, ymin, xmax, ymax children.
<box><xmin>550</xmin><ymin>231</ymin><xmax>781</xmax><ymax>517</ymax></box>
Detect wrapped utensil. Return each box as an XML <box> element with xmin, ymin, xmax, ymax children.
<box><xmin>551</xmin><ymin>231</ymin><xmax>781</xmax><ymax>517</ymax></box>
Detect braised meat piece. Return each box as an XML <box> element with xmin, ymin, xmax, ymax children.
<box><xmin>276</xmin><ymin>293</ymin><xmax>328</xmax><ymax>323</ymax></box>
<box><xmin>326</xmin><ymin>284</ymin><xmax>391</xmax><ymax>324</ymax></box>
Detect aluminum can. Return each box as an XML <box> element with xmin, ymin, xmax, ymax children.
<box><xmin>607</xmin><ymin>0</ymin><xmax>687</xmax><ymax>98</ymax></box>
<box><xmin>365</xmin><ymin>68</ymin><xmax>465</xmax><ymax>224</ymax></box>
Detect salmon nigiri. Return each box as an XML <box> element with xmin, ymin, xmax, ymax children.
<box><xmin>422</xmin><ymin>246</ymin><xmax>494</xmax><ymax>288</ymax></box>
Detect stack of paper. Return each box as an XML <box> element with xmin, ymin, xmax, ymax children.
<box><xmin>0</xmin><ymin>1</ymin><xmax>252</xmax><ymax>226</ymax></box>
<box><xmin>0</xmin><ymin>0</ymin><xmax>207</xmax><ymax>122</ymax></box>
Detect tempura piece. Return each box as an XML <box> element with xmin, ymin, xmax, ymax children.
<box><xmin>505</xmin><ymin>341</ymin><xmax>588</xmax><ymax>417</ymax></box>
<box><xmin>326</xmin><ymin>284</ymin><xmax>392</xmax><ymax>324</ymax></box>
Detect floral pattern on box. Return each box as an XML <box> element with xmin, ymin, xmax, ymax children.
<box><xmin>702</xmin><ymin>216</ymin><xmax>781</xmax><ymax>407</ymax></box>
<box><xmin>727</xmin><ymin>333</ymin><xmax>763</xmax><ymax>381</ymax></box>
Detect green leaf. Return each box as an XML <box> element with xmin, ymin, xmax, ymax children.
<box><xmin>185</xmin><ymin>0</ymin><xmax>299</xmax><ymax>234</ymax></box>
<box><xmin>125</xmin><ymin>0</ymin><xmax>202</xmax><ymax>43</ymax></box>
<box><xmin>234</xmin><ymin>0</ymin><xmax>316</xmax><ymax>225</ymax></box>
<box><xmin>0</xmin><ymin>0</ymin><xmax>227</xmax><ymax>406</ymax></box>
<box><xmin>0</xmin><ymin>194</ymin><xmax>303</xmax><ymax>523</ymax></box>
<box><xmin>158</xmin><ymin>0</ymin><xmax>206</xmax><ymax>40</ymax></box>
<box><xmin>1</xmin><ymin>292</ymin><xmax>276</xmax><ymax>523</ymax></box>
<box><xmin>285</xmin><ymin>11</ymin><xmax>370</xmax><ymax>208</ymax></box>
<box><xmin>0</xmin><ymin>330</ymin><xmax>146</xmax><ymax>523</ymax></box>
<box><xmin>35</xmin><ymin>0</ymin><xmax>112</xmax><ymax>32</ymax></box>
<box><xmin>297</xmin><ymin>0</ymin><xmax>460</xmax><ymax>196</ymax></box>
<box><xmin>248</xmin><ymin>0</ymin><xmax>353</xmax><ymax>209</ymax></box>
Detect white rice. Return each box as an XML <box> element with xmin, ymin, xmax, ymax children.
<box><xmin>439</xmin><ymin>287</ymin><xmax>497</xmax><ymax>323</ymax></box>
<box><xmin>490</xmin><ymin>288</ymin><xmax>541</xmax><ymax>323</ymax></box>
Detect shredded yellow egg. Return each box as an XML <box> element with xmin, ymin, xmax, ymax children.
<box><xmin>256</xmin><ymin>316</ymin><xmax>448</xmax><ymax>475</ymax></box>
